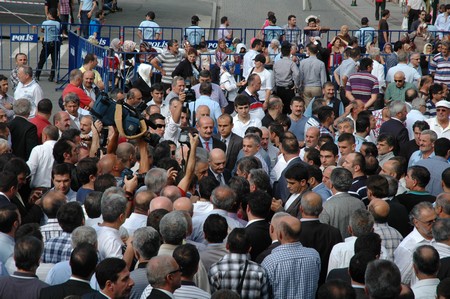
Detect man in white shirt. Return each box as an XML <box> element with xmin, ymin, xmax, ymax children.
<box><xmin>27</xmin><ymin>125</ymin><xmax>58</xmax><ymax>188</ymax></box>
<box><xmin>63</xmin><ymin>93</ymin><xmax>81</xmax><ymax>130</ymax></box>
<box><xmin>13</xmin><ymin>65</ymin><xmax>43</xmax><ymax>118</ymax></box>
<box><xmin>386</xmin><ymin>51</ymin><xmax>421</xmax><ymax>85</ymax></box>
<box><xmin>243</xmin><ymin>39</ymin><xmax>263</xmax><ymax>79</ymax></box>
<box><xmin>426</xmin><ymin>100</ymin><xmax>450</xmax><ymax>139</ymax></box>
<box><xmin>137</xmin><ymin>11</ymin><xmax>161</xmax><ymax>41</ymax></box>
<box><xmin>394</xmin><ymin>201</ymin><xmax>437</xmax><ymax>285</ymax></box>
<box><xmin>122</xmin><ymin>191</ymin><xmax>154</xmax><ymax>236</ymax></box>
<box><xmin>232</xmin><ymin>95</ymin><xmax>262</xmax><ymax>138</ymax></box>
<box><xmin>411</xmin><ymin>245</ymin><xmax>440</xmax><ymax>299</ymax></box>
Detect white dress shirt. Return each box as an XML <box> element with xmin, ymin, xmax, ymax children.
<box><xmin>14</xmin><ymin>79</ymin><xmax>43</xmax><ymax>118</ymax></box>
<box><xmin>411</xmin><ymin>278</ymin><xmax>440</xmax><ymax>299</ymax></box>
<box><xmin>122</xmin><ymin>213</ymin><xmax>147</xmax><ymax>236</ymax></box>
<box><xmin>95</xmin><ymin>225</ymin><xmax>124</xmax><ymax>260</ymax></box>
<box><xmin>27</xmin><ymin>140</ymin><xmax>56</xmax><ymax>188</ymax></box>
<box><xmin>426</xmin><ymin>117</ymin><xmax>450</xmax><ymax>139</ymax></box>
<box><xmin>232</xmin><ymin>115</ymin><xmax>262</xmax><ymax>138</ymax></box>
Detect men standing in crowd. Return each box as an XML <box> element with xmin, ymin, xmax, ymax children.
<box><xmin>151</xmin><ymin>40</ymin><xmax>183</xmax><ymax>91</ymax></box>
<box><xmin>14</xmin><ymin>65</ymin><xmax>43</xmax><ymax>118</ymax></box>
<box><xmin>137</xmin><ymin>11</ymin><xmax>161</xmax><ymax>41</ymax></box>
<box><xmin>299</xmin><ymin>43</ymin><xmax>327</xmax><ymax>106</ymax></box>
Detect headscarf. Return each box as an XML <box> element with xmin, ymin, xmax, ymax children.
<box><xmin>123</xmin><ymin>40</ymin><xmax>136</xmax><ymax>53</ymax></box>
<box><xmin>140</xmin><ymin>41</ymin><xmax>151</xmax><ymax>52</ymax></box>
<box><xmin>110</xmin><ymin>38</ymin><xmax>121</xmax><ymax>52</ymax></box>
<box><xmin>423</xmin><ymin>43</ymin><xmax>432</xmax><ymax>54</ymax></box>
<box><xmin>138</xmin><ymin>63</ymin><xmax>152</xmax><ymax>88</ymax></box>
<box><xmin>215</xmin><ymin>51</ymin><xmax>228</xmax><ymax>67</ymax></box>
<box><xmin>236</xmin><ymin>43</ymin><xmax>246</xmax><ymax>53</ymax></box>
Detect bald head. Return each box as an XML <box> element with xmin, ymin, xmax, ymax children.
<box><xmin>300</xmin><ymin>191</ymin><xmax>323</xmax><ymax>217</ymax></box>
<box><xmin>98</xmin><ymin>154</ymin><xmax>121</xmax><ymax>175</ymax></box>
<box><xmin>369</xmin><ymin>199</ymin><xmax>390</xmax><ymax>223</ymax></box>
<box><xmin>173</xmin><ymin>197</ymin><xmax>193</xmax><ymax>216</ymax></box>
<box><xmin>135</xmin><ymin>191</ymin><xmax>156</xmax><ymax>214</ymax></box>
<box><xmin>42</xmin><ymin>190</ymin><xmax>67</xmax><ymax>218</ymax></box>
<box><xmin>278</xmin><ymin>215</ymin><xmax>302</xmax><ymax>243</ymax></box>
<box><xmin>209</xmin><ymin>148</ymin><xmax>226</xmax><ymax>174</ymax></box>
<box><xmin>160</xmin><ymin>186</ymin><xmax>182</xmax><ymax>202</ymax></box>
<box><xmin>196</xmin><ymin>105</ymin><xmax>210</xmax><ymax>119</ymax></box>
<box><xmin>149</xmin><ymin>196</ymin><xmax>173</xmax><ymax>213</ymax></box>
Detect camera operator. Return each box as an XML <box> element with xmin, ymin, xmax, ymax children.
<box><xmin>125</xmin><ymin>88</ymin><xmax>144</xmax><ymax>109</ymax></box>
<box><xmin>165</xmin><ymin>76</ymin><xmax>186</xmax><ymax>109</ymax></box>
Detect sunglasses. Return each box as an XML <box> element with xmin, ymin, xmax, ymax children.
<box><xmin>394</xmin><ymin>80</ymin><xmax>404</xmax><ymax>83</ymax></box>
<box><xmin>168</xmin><ymin>267</ymin><xmax>183</xmax><ymax>275</ymax></box>
<box><xmin>156</xmin><ymin>124</ymin><xmax>166</xmax><ymax>128</ymax></box>
<box><xmin>437</xmin><ymin>108</ymin><xmax>448</xmax><ymax>112</ymax></box>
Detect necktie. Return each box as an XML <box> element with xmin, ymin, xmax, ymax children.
<box><xmin>205</xmin><ymin>141</ymin><xmax>210</xmax><ymax>152</ymax></box>
<box><xmin>222</xmin><ymin>138</ymin><xmax>227</xmax><ymax>145</ymax></box>
<box><xmin>217</xmin><ymin>173</ymin><xmax>223</xmax><ymax>185</ymax></box>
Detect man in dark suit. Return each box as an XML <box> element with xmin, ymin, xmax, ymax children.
<box><xmin>63</xmin><ymin>92</ymin><xmax>82</xmax><ymax>130</ymax></box>
<box><xmin>82</xmin><ymin>258</ymin><xmax>134</xmax><ymax>299</ymax></box>
<box><xmin>196</xmin><ymin>116</ymin><xmax>226</xmax><ymax>152</ymax></box>
<box><xmin>0</xmin><ymin>171</ymin><xmax>18</xmax><ymax>208</ymax></box>
<box><xmin>146</xmin><ymin>256</ymin><xmax>182</xmax><ymax>299</ymax></box>
<box><xmin>273</xmin><ymin>132</ymin><xmax>307</xmax><ymax>202</ymax></box>
<box><xmin>299</xmin><ymin>191</ymin><xmax>343</xmax><ymax>285</ymax></box>
<box><xmin>379</xmin><ymin>100</ymin><xmax>409</xmax><ymax>155</ymax></box>
<box><xmin>8</xmin><ymin>98</ymin><xmax>39</xmax><ymax>160</ymax></box>
<box><xmin>245</xmin><ymin>190</ymin><xmax>272</xmax><ymax>261</ymax></box>
<box><xmin>216</xmin><ymin>114</ymin><xmax>243</xmax><ymax>171</ymax></box>
<box><xmin>40</xmin><ymin>243</ymin><xmax>97</xmax><ymax>299</ymax></box>
<box><xmin>208</xmin><ymin>148</ymin><xmax>231</xmax><ymax>185</ymax></box>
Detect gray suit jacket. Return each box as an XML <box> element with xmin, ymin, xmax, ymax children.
<box><xmin>319</xmin><ymin>192</ymin><xmax>366</xmax><ymax>239</ymax></box>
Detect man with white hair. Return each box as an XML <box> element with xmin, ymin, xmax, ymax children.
<box><xmin>379</xmin><ymin>100</ymin><xmax>409</xmax><ymax>154</ymax></box>
<box><xmin>406</xmin><ymin>98</ymin><xmax>427</xmax><ymax>140</ymax></box>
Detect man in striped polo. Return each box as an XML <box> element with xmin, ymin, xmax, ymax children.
<box><xmin>345</xmin><ymin>57</ymin><xmax>379</xmax><ymax>110</ymax></box>
<box><xmin>151</xmin><ymin>39</ymin><xmax>183</xmax><ymax>92</ymax></box>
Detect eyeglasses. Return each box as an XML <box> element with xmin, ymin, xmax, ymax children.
<box><xmin>416</xmin><ymin>217</ymin><xmax>437</xmax><ymax>225</ymax></box>
<box><xmin>156</xmin><ymin>124</ymin><xmax>166</xmax><ymax>128</ymax></box>
<box><xmin>437</xmin><ymin>108</ymin><xmax>448</xmax><ymax>112</ymax></box>
<box><xmin>394</xmin><ymin>80</ymin><xmax>404</xmax><ymax>83</ymax></box>
<box><xmin>167</xmin><ymin>267</ymin><xmax>182</xmax><ymax>275</ymax></box>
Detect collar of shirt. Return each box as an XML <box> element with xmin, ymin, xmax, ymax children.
<box><xmin>20</xmin><ymin>80</ymin><xmax>36</xmax><ymax>88</ymax></box>
<box><xmin>155</xmin><ymin>288</ymin><xmax>176</xmax><ymax>299</ymax></box>
<box><xmin>199</xmin><ymin>135</ymin><xmax>212</xmax><ymax>147</ymax></box>
<box><xmin>11</xmin><ymin>271</ymin><xmax>38</xmax><ymax>279</ymax></box>
<box><xmin>181</xmin><ymin>280</ymin><xmax>197</xmax><ymax>286</ymax></box>
<box><xmin>300</xmin><ymin>218</ymin><xmax>319</xmax><ymax>222</ymax></box>
<box><xmin>0</xmin><ymin>191</ymin><xmax>10</xmax><ymax>201</ymax></box>
<box><xmin>246</xmin><ymin>218</ymin><xmax>265</xmax><ymax>227</ymax></box>
<box><xmin>410</xmin><ymin>227</ymin><xmax>433</xmax><ymax>244</ymax></box>
<box><xmin>222</xmin><ymin>252</ymin><xmax>250</xmax><ymax>261</ymax></box>
<box><xmin>69</xmin><ymin>276</ymin><xmax>91</xmax><ymax>284</ymax></box>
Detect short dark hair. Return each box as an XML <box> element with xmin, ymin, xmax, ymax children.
<box><xmin>246</xmin><ymin>190</ymin><xmax>271</xmax><ymax>219</ymax></box>
<box><xmin>53</xmin><ymin>139</ymin><xmax>74</xmax><ymax>164</ymax></box>
<box><xmin>430</xmin><ymin>83</ymin><xmax>444</xmax><ymax>96</ymax></box>
<box><xmin>355</xmin><ymin>232</ymin><xmax>382</xmax><ymax>257</ymax></box>
<box><xmin>227</xmin><ymin>228</ymin><xmax>250</xmax><ymax>254</ymax></box>
<box><xmin>94</xmin><ymin>174</ymin><xmax>117</xmax><ymax>192</ymax></box>
<box><xmin>173</xmin><ymin>244</ymin><xmax>200</xmax><ymax>277</ymax></box>
<box><xmin>83</xmin><ymin>53</ymin><xmax>96</xmax><ymax>65</ymax></box>
<box><xmin>377</xmin><ymin>133</ymin><xmax>395</xmax><ymax>147</ymax></box>
<box><xmin>317</xmin><ymin>279</ymin><xmax>356</xmax><ymax>299</ymax></box>
<box><xmin>234</xmin><ymin>94</ymin><xmax>250</xmax><ymax>107</ymax></box>
<box><xmin>366</xmin><ymin>175</ymin><xmax>389</xmax><ymax>198</ymax></box>
<box><xmin>349</xmin><ymin>251</ymin><xmax>377</xmax><ymax>284</ymax></box>
<box><xmin>281</xmin><ymin>134</ymin><xmax>299</xmax><ymax>154</ymax></box>
<box><xmin>359</xmin><ymin>57</ymin><xmax>373</xmax><ymax>71</ymax></box>
<box><xmin>0</xmin><ymin>203</ymin><xmax>19</xmax><ymax>234</ymax></box>
<box><xmin>84</xmin><ymin>191</ymin><xmax>102</xmax><ymax>218</ymax></box>
<box><xmin>203</xmin><ymin>214</ymin><xmax>228</xmax><ymax>243</ymax></box>
<box><xmin>434</xmin><ymin>137</ymin><xmax>450</xmax><ymax>157</ymax></box>
<box><xmin>0</xmin><ymin>171</ymin><xmax>18</xmax><ymax>194</ymax></box>
<box><xmin>14</xmin><ymin>236</ymin><xmax>43</xmax><ymax>271</ymax></box>
<box><xmin>413</xmin><ymin>245</ymin><xmax>440</xmax><ymax>275</ymax></box>
<box><xmin>199</xmin><ymin>82</ymin><xmax>212</xmax><ymax>95</ymax></box>
<box><xmin>285</xmin><ymin>164</ymin><xmax>309</xmax><ymax>182</ymax></box>
<box><xmin>437</xmin><ymin>278</ymin><xmax>450</xmax><ymax>298</ymax></box>
<box><xmin>199</xmin><ymin>176</ymin><xmax>220</xmax><ymax>200</ymax></box>
<box><xmin>317</xmin><ymin>106</ymin><xmax>334</xmax><ymax>123</ymax></box>
<box><xmin>356</xmin><ymin>116</ymin><xmax>370</xmax><ymax>133</ymax></box>
<box><xmin>95</xmin><ymin>258</ymin><xmax>127</xmax><ymax>289</ymax></box>
<box><xmin>57</xmin><ymin>202</ymin><xmax>84</xmax><ymax>233</ymax></box>
<box><xmin>76</xmin><ymin>157</ymin><xmax>98</xmax><ymax>185</ymax></box>
<box><xmin>304</xmin><ymin>148</ymin><xmax>321</xmax><ymax>167</ymax></box>
<box><xmin>320</xmin><ymin>141</ymin><xmax>339</xmax><ymax>156</ymax></box>
<box><xmin>365</xmin><ymin>260</ymin><xmax>401</xmax><ymax>299</ymax></box>
<box><xmin>70</xmin><ymin>243</ymin><xmax>98</xmax><ymax>278</ymax></box>
<box><xmin>52</xmin><ymin>162</ymin><xmax>72</xmax><ymax>179</ymax></box>
<box><xmin>37</xmin><ymin>98</ymin><xmax>53</xmax><ymax>114</ymax></box>
<box><xmin>443</xmin><ymin>167</ymin><xmax>450</xmax><ymax>189</ymax></box>
<box><xmin>338</xmin><ymin>132</ymin><xmax>355</xmax><ymax>144</ymax></box>
<box><xmin>307</xmin><ymin>165</ymin><xmax>323</xmax><ymax>182</ymax></box>
<box><xmin>408</xmin><ymin>165</ymin><xmax>430</xmax><ymax>188</ymax></box>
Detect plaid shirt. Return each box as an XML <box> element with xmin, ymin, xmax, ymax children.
<box><xmin>10</xmin><ymin>67</ymin><xmax>19</xmax><ymax>91</ymax></box>
<box><xmin>262</xmin><ymin>242</ymin><xmax>321</xmax><ymax>299</ymax></box>
<box><xmin>209</xmin><ymin>253</ymin><xmax>269</xmax><ymax>299</ymax></box>
<box><xmin>374</xmin><ymin>222</ymin><xmax>403</xmax><ymax>261</ymax></box>
<box><xmin>43</xmin><ymin>232</ymin><xmax>72</xmax><ymax>263</ymax></box>
<box><xmin>40</xmin><ymin>219</ymin><xmax>63</xmax><ymax>243</ymax></box>
<box><xmin>59</xmin><ymin>0</ymin><xmax>71</xmax><ymax>15</ymax></box>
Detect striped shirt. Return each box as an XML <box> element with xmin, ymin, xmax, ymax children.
<box><xmin>429</xmin><ymin>52</ymin><xmax>450</xmax><ymax>87</ymax></box>
<box><xmin>154</xmin><ymin>49</ymin><xmax>183</xmax><ymax>84</ymax></box>
<box><xmin>374</xmin><ymin>222</ymin><xmax>404</xmax><ymax>261</ymax></box>
<box><xmin>346</xmin><ymin>71</ymin><xmax>379</xmax><ymax>103</ymax></box>
<box><xmin>174</xmin><ymin>281</ymin><xmax>211</xmax><ymax>299</ymax></box>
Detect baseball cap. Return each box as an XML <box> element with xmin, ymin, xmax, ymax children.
<box><xmin>436</xmin><ymin>100</ymin><xmax>450</xmax><ymax>109</ymax></box>
<box><xmin>253</xmin><ymin>54</ymin><xmax>266</xmax><ymax>63</ymax></box>
<box><xmin>192</xmin><ymin>15</ymin><xmax>200</xmax><ymax>22</ymax></box>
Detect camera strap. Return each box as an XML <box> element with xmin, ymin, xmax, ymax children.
<box><xmin>114</xmin><ymin>104</ymin><xmax>148</xmax><ymax>140</ymax></box>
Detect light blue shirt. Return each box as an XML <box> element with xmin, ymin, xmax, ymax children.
<box><xmin>42</xmin><ymin>20</ymin><xmax>60</xmax><ymax>42</ymax></box>
<box><xmin>80</xmin><ymin>0</ymin><xmax>94</xmax><ymax>11</ymax></box>
<box><xmin>355</xmin><ymin>26</ymin><xmax>377</xmax><ymax>47</ymax></box>
<box><xmin>138</xmin><ymin>20</ymin><xmax>161</xmax><ymax>40</ymax></box>
<box><xmin>188</xmin><ymin>95</ymin><xmax>222</xmax><ymax>124</ymax></box>
<box><xmin>185</xmin><ymin>26</ymin><xmax>205</xmax><ymax>46</ymax></box>
<box><xmin>0</xmin><ymin>232</ymin><xmax>14</xmax><ymax>265</ymax></box>
<box><xmin>408</xmin><ymin>150</ymin><xmax>435</xmax><ymax>167</ymax></box>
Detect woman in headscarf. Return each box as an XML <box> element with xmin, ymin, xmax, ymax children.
<box><xmin>132</xmin><ymin>63</ymin><xmax>153</xmax><ymax>103</ymax></box>
<box><xmin>212</xmin><ymin>38</ymin><xmax>232</xmax><ymax>83</ymax></box>
<box><xmin>220</xmin><ymin>60</ymin><xmax>245</xmax><ymax>114</ymax></box>
<box><xmin>138</xmin><ymin>41</ymin><xmax>156</xmax><ymax>64</ymax></box>
<box><xmin>108</xmin><ymin>38</ymin><xmax>122</xmax><ymax>88</ymax></box>
<box><xmin>121</xmin><ymin>40</ymin><xmax>137</xmax><ymax>90</ymax></box>
<box><xmin>172</xmin><ymin>47</ymin><xmax>200</xmax><ymax>85</ymax></box>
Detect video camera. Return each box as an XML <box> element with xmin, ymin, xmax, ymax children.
<box><xmin>184</xmin><ymin>79</ymin><xmax>196</xmax><ymax>103</ymax></box>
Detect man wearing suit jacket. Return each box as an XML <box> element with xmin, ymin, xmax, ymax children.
<box><xmin>255</xmin><ymin>212</ymin><xmax>289</xmax><ymax>264</ymax></box>
<box><xmin>245</xmin><ymin>190</ymin><xmax>272</xmax><ymax>261</ymax></box>
<box><xmin>273</xmin><ymin>132</ymin><xmax>307</xmax><ymax>202</ymax></box>
<box><xmin>196</xmin><ymin>116</ymin><xmax>226</xmax><ymax>153</ymax></box>
<box><xmin>40</xmin><ymin>243</ymin><xmax>97</xmax><ymax>299</ymax></box>
<box><xmin>63</xmin><ymin>92</ymin><xmax>82</xmax><ymax>130</ymax></box>
<box><xmin>82</xmin><ymin>258</ymin><xmax>134</xmax><ymax>299</ymax></box>
<box><xmin>146</xmin><ymin>256</ymin><xmax>182</xmax><ymax>299</ymax></box>
<box><xmin>379</xmin><ymin>100</ymin><xmax>409</xmax><ymax>155</ymax></box>
<box><xmin>299</xmin><ymin>191</ymin><xmax>343</xmax><ymax>285</ymax></box>
<box><xmin>216</xmin><ymin>114</ymin><xmax>243</xmax><ymax>171</ymax></box>
<box><xmin>8</xmin><ymin>98</ymin><xmax>39</xmax><ymax>161</ymax></box>
<box><xmin>208</xmin><ymin>148</ymin><xmax>231</xmax><ymax>185</ymax></box>
<box><xmin>319</xmin><ymin>167</ymin><xmax>366</xmax><ymax>239</ymax></box>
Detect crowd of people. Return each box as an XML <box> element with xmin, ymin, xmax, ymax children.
<box><xmin>3</xmin><ymin>1</ymin><xmax>450</xmax><ymax>299</ymax></box>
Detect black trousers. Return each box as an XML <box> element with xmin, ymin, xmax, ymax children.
<box><xmin>36</xmin><ymin>41</ymin><xmax>60</xmax><ymax>78</ymax></box>
<box><xmin>275</xmin><ymin>85</ymin><xmax>295</xmax><ymax>114</ymax></box>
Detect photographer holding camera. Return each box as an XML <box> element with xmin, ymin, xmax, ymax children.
<box><xmin>165</xmin><ymin>76</ymin><xmax>187</xmax><ymax>107</ymax></box>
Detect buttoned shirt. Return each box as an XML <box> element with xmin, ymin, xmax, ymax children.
<box><xmin>408</xmin><ymin>150</ymin><xmax>435</xmax><ymax>167</ymax></box>
<box><xmin>283</xmin><ymin>24</ymin><xmax>301</xmax><ymax>45</ymax></box>
<box><xmin>243</xmin><ymin>49</ymin><xmax>258</xmax><ymax>79</ymax></box>
<box><xmin>14</xmin><ymin>79</ymin><xmax>43</xmax><ymax>118</ymax></box>
<box><xmin>40</xmin><ymin>218</ymin><xmax>63</xmax><ymax>243</ymax></box>
<box><xmin>273</xmin><ymin>57</ymin><xmax>300</xmax><ymax>87</ymax></box>
<box><xmin>122</xmin><ymin>213</ymin><xmax>147</xmax><ymax>236</ymax></box>
<box><xmin>95</xmin><ymin>225</ymin><xmax>123</xmax><ymax>260</ymax></box>
<box><xmin>374</xmin><ymin>222</ymin><xmax>403</xmax><ymax>261</ymax></box>
<box><xmin>148</xmin><ymin>99</ymin><xmax>169</xmax><ymax>118</ymax></box>
<box><xmin>385</xmin><ymin>81</ymin><xmax>417</xmax><ymax>102</ymax></box>
<box><xmin>426</xmin><ymin>117</ymin><xmax>450</xmax><ymax>139</ymax></box>
<box><xmin>262</xmin><ymin>242</ymin><xmax>321</xmax><ymax>299</ymax></box>
<box><xmin>411</xmin><ymin>278</ymin><xmax>440</xmax><ymax>299</ymax></box>
<box><xmin>394</xmin><ymin>227</ymin><xmax>434</xmax><ymax>285</ymax></box>
<box><xmin>27</xmin><ymin>140</ymin><xmax>56</xmax><ymax>188</ymax></box>
<box><xmin>299</xmin><ymin>55</ymin><xmax>327</xmax><ymax>87</ymax></box>
<box><xmin>209</xmin><ymin>253</ymin><xmax>269</xmax><ymax>299</ymax></box>
<box><xmin>43</xmin><ymin>232</ymin><xmax>72</xmax><ymax>263</ymax></box>
<box><xmin>386</xmin><ymin>63</ymin><xmax>421</xmax><ymax>84</ymax></box>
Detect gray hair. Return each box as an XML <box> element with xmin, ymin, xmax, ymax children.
<box><xmin>409</xmin><ymin>201</ymin><xmax>434</xmax><ymax>223</ymax></box>
<box><xmin>159</xmin><ymin>211</ymin><xmax>187</xmax><ymax>245</ymax></box>
<box><xmin>270</xmin><ymin>39</ymin><xmax>280</xmax><ymax>47</ymax></box>
<box><xmin>71</xmin><ymin>226</ymin><xmax>97</xmax><ymax>247</ymax></box>
<box><xmin>365</xmin><ymin>260</ymin><xmax>401</xmax><ymax>299</ymax></box>
<box><xmin>133</xmin><ymin>227</ymin><xmax>161</xmax><ymax>259</ymax></box>
<box><xmin>336</xmin><ymin>117</ymin><xmax>355</xmax><ymax>129</ymax></box>
<box><xmin>330</xmin><ymin>167</ymin><xmax>353</xmax><ymax>192</ymax></box>
<box><xmin>349</xmin><ymin>209</ymin><xmax>375</xmax><ymax>237</ymax></box>
<box><xmin>300</xmin><ymin>192</ymin><xmax>323</xmax><ymax>216</ymax></box>
<box><xmin>420</xmin><ymin>129</ymin><xmax>438</xmax><ymax>143</ymax></box>
<box><xmin>145</xmin><ymin>168</ymin><xmax>168</xmax><ymax>194</ymax></box>
<box><xmin>147</xmin><ymin>256</ymin><xmax>177</xmax><ymax>288</ymax></box>
<box><xmin>248</xmin><ymin>168</ymin><xmax>270</xmax><ymax>191</ymax></box>
<box><xmin>20</xmin><ymin>65</ymin><xmax>33</xmax><ymax>77</ymax></box>
<box><xmin>388</xmin><ymin>100</ymin><xmax>406</xmax><ymax>117</ymax></box>
<box><xmin>411</xmin><ymin>98</ymin><xmax>425</xmax><ymax>110</ymax></box>
<box><xmin>69</xmin><ymin>69</ymin><xmax>83</xmax><ymax>82</ymax></box>
<box><xmin>102</xmin><ymin>186</ymin><xmax>125</xmax><ymax>198</ymax></box>
<box><xmin>0</xmin><ymin>139</ymin><xmax>9</xmax><ymax>150</ymax></box>
<box><xmin>435</xmin><ymin>193</ymin><xmax>450</xmax><ymax>216</ymax></box>
<box><xmin>64</xmin><ymin>92</ymin><xmax>80</xmax><ymax>106</ymax></box>
<box><xmin>101</xmin><ymin>193</ymin><xmax>127</xmax><ymax>222</ymax></box>
<box><xmin>432</xmin><ymin>218</ymin><xmax>450</xmax><ymax>242</ymax></box>
<box><xmin>397</xmin><ymin>51</ymin><xmax>408</xmax><ymax>63</ymax></box>
<box><xmin>13</xmin><ymin>98</ymin><xmax>31</xmax><ymax>116</ymax></box>
<box><xmin>368</xmin><ymin>47</ymin><xmax>380</xmax><ymax>59</ymax></box>
<box><xmin>210</xmin><ymin>186</ymin><xmax>236</xmax><ymax>211</ymax></box>
<box><xmin>380</xmin><ymin>174</ymin><xmax>398</xmax><ymax>197</ymax></box>
<box><xmin>171</xmin><ymin>76</ymin><xmax>185</xmax><ymax>87</ymax></box>
<box><xmin>243</xmin><ymin>133</ymin><xmax>261</xmax><ymax>146</ymax></box>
